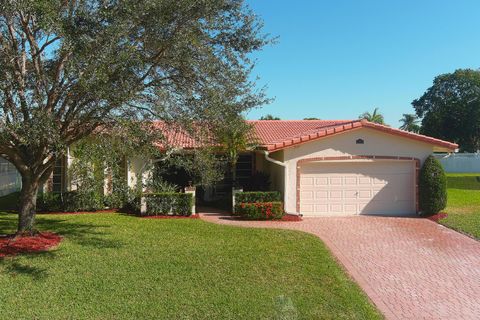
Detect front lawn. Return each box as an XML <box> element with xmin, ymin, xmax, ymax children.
<box><xmin>0</xmin><ymin>213</ymin><xmax>380</xmax><ymax>319</ymax></box>
<box><xmin>441</xmin><ymin>173</ymin><xmax>480</xmax><ymax>239</ymax></box>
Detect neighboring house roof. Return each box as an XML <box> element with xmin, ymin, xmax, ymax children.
<box><xmin>153</xmin><ymin>119</ymin><xmax>458</xmax><ymax>152</ymax></box>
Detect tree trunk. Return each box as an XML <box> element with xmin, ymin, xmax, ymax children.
<box><xmin>17</xmin><ymin>176</ymin><xmax>40</xmax><ymax>236</ymax></box>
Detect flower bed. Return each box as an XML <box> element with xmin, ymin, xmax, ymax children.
<box><xmin>427</xmin><ymin>212</ymin><xmax>448</xmax><ymax>222</ymax></box>
<box><xmin>0</xmin><ymin>232</ymin><xmax>62</xmax><ymax>258</ymax></box>
<box><xmin>235</xmin><ymin>201</ymin><xmax>284</xmax><ymax>220</ymax></box>
<box><xmin>280</xmin><ymin>214</ymin><xmax>302</xmax><ymax>222</ymax></box>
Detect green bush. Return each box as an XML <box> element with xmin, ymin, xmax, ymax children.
<box><xmin>235</xmin><ymin>201</ymin><xmax>284</xmax><ymax>220</ymax></box>
<box><xmin>144</xmin><ymin>193</ymin><xmax>193</xmax><ymax>216</ymax></box>
<box><xmin>235</xmin><ymin>191</ymin><xmax>281</xmax><ymax>203</ymax></box>
<box><xmin>419</xmin><ymin>155</ymin><xmax>447</xmax><ymax>216</ymax></box>
<box><xmin>37</xmin><ymin>191</ymin><xmax>105</xmax><ymax>212</ymax></box>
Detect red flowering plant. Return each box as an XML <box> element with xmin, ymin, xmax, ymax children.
<box><xmin>234</xmin><ymin>201</ymin><xmax>284</xmax><ymax>220</ymax></box>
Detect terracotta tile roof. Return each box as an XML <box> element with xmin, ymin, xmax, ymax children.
<box><xmin>152</xmin><ymin>119</ymin><xmax>458</xmax><ymax>152</ymax></box>
<box><xmin>255</xmin><ymin>119</ymin><xmax>458</xmax><ymax>152</ymax></box>
<box><xmin>152</xmin><ymin>121</ymin><xmax>214</xmax><ymax>150</ymax></box>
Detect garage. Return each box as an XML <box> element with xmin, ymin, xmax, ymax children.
<box><xmin>299</xmin><ymin>160</ymin><xmax>416</xmax><ymax>216</ymax></box>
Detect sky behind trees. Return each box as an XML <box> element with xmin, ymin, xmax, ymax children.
<box><xmin>246</xmin><ymin>0</ymin><xmax>480</xmax><ymax>125</ymax></box>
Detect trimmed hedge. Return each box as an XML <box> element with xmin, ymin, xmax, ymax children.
<box><xmin>235</xmin><ymin>191</ymin><xmax>281</xmax><ymax>203</ymax></box>
<box><xmin>419</xmin><ymin>155</ymin><xmax>447</xmax><ymax>216</ymax></box>
<box><xmin>144</xmin><ymin>193</ymin><xmax>193</xmax><ymax>216</ymax></box>
<box><xmin>235</xmin><ymin>201</ymin><xmax>284</xmax><ymax>220</ymax></box>
<box><xmin>37</xmin><ymin>191</ymin><xmax>104</xmax><ymax>212</ymax></box>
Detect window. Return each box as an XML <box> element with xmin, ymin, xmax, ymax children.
<box><xmin>52</xmin><ymin>158</ymin><xmax>65</xmax><ymax>193</ymax></box>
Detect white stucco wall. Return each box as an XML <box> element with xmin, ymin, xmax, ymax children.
<box><xmin>127</xmin><ymin>157</ymin><xmax>151</xmax><ymax>190</ymax></box>
<box><xmin>271</xmin><ymin>128</ymin><xmax>435</xmax><ymax>214</ymax></box>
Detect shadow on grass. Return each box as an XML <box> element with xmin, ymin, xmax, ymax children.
<box><xmin>0</xmin><ymin>214</ymin><xmax>124</xmax><ymax>251</ymax></box>
<box><xmin>447</xmin><ymin>176</ymin><xmax>480</xmax><ymax>190</ymax></box>
<box><xmin>2</xmin><ymin>260</ymin><xmax>49</xmax><ymax>280</ymax></box>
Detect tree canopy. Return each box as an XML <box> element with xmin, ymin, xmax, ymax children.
<box><xmin>0</xmin><ymin>0</ymin><xmax>270</xmax><ymax>233</ymax></box>
<box><xmin>259</xmin><ymin>114</ymin><xmax>280</xmax><ymax>120</ymax></box>
<box><xmin>412</xmin><ymin>69</ymin><xmax>480</xmax><ymax>152</ymax></box>
<box><xmin>399</xmin><ymin>114</ymin><xmax>420</xmax><ymax>133</ymax></box>
<box><xmin>359</xmin><ymin>108</ymin><xmax>385</xmax><ymax>124</ymax></box>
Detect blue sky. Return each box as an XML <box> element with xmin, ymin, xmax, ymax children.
<box><xmin>245</xmin><ymin>0</ymin><xmax>480</xmax><ymax>126</ymax></box>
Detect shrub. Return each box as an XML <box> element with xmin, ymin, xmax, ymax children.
<box><xmin>235</xmin><ymin>201</ymin><xmax>284</xmax><ymax>220</ymax></box>
<box><xmin>419</xmin><ymin>155</ymin><xmax>447</xmax><ymax>216</ymax></box>
<box><xmin>144</xmin><ymin>193</ymin><xmax>193</xmax><ymax>216</ymax></box>
<box><xmin>37</xmin><ymin>191</ymin><xmax>104</xmax><ymax>212</ymax></box>
<box><xmin>235</xmin><ymin>191</ymin><xmax>281</xmax><ymax>203</ymax></box>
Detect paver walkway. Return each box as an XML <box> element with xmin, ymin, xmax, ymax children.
<box><xmin>201</xmin><ymin>212</ymin><xmax>480</xmax><ymax>320</ymax></box>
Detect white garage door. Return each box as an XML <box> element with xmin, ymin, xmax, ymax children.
<box><xmin>299</xmin><ymin>161</ymin><xmax>415</xmax><ymax>216</ymax></box>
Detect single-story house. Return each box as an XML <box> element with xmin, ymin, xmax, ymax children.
<box><xmin>31</xmin><ymin>119</ymin><xmax>459</xmax><ymax>216</ymax></box>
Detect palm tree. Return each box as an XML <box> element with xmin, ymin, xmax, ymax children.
<box><xmin>215</xmin><ymin>117</ymin><xmax>256</xmax><ymax>187</ymax></box>
<box><xmin>359</xmin><ymin>107</ymin><xmax>385</xmax><ymax>124</ymax></box>
<box><xmin>399</xmin><ymin>114</ymin><xmax>420</xmax><ymax>133</ymax></box>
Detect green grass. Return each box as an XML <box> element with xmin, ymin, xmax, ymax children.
<box><xmin>442</xmin><ymin>173</ymin><xmax>480</xmax><ymax>239</ymax></box>
<box><xmin>0</xmin><ymin>213</ymin><xmax>380</xmax><ymax>319</ymax></box>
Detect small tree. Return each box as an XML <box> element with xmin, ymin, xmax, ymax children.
<box><xmin>215</xmin><ymin>116</ymin><xmax>256</xmax><ymax>187</ymax></box>
<box><xmin>419</xmin><ymin>155</ymin><xmax>447</xmax><ymax>216</ymax></box>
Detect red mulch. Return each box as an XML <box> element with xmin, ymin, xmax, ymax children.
<box><xmin>0</xmin><ymin>232</ymin><xmax>62</xmax><ymax>258</ymax></box>
<box><xmin>280</xmin><ymin>214</ymin><xmax>303</xmax><ymax>222</ymax></box>
<box><xmin>427</xmin><ymin>212</ymin><xmax>448</xmax><ymax>222</ymax></box>
<box><xmin>38</xmin><ymin>209</ymin><xmax>118</xmax><ymax>215</ymax></box>
<box><xmin>141</xmin><ymin>214</ymin><xmax>201</xmax><ymax>219</ymax></box>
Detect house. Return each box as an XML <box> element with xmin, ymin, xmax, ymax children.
<box><xmin>15</xmin><ymin>119</ymin><xmax>457</xmax><ymax>217</ymax></box>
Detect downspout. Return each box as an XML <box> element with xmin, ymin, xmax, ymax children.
<box><xmin>262</xmin><ymin>150</ymin><xmax>298</xmax><ymax>216</ymax></box>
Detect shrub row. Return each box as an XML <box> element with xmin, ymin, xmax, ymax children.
<box><xmin>235</xmin><ymin>201</ymin><xmax>284</xmax><ymax>220</ymax></box>
<box><xmin>235</xmin><ymin>191</ymin><xmax>281</xmax><ymax>203</ymax></box>
<box><xmin>38</xmin><ymin>191</ymin><xmax>104</xmax><ymax>212</ymax></box>
<box><xmin>144</xmin><ymin>193</ymin><xmax>193</xmax><ymax>216</ymax></box>
<box><xmin>37</xmin><ymin>189</ymin><xmax>130</xmax><ymax>213</ymax></box>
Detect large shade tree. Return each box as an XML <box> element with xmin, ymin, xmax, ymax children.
<box><xmin>0</xmin><ymin>0</ymin><xmax>270</xmax><ymax>234</ymax></box>
<box><xmin>412</xmin><ymin>69</ymin><xmax>480</xmax><ymax>152</ymax></box>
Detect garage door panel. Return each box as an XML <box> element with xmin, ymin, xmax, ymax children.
<box><xmin>299</xmin><ymin>161</ymin><xmax>415</xmax><ymax>216</ymax></box>
<box><xmin>315</xmin><ymin>190</ymin><xmax>328</xmax><ymax>199</ymax></box>
<box><xmin>300</xmin><ymin>190</ymin><xmax>314</xmax><ymax>200</ymax></box>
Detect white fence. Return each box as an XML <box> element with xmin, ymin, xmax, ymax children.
<box><xmin>0</xmin><ymin>157</ymin><xmax>21</xmax><ymax>196</ymax></box>
<box><xmin>434</xmin><ymin>153</ymin><xmax>480</xmax><ymax>173</ymax></box>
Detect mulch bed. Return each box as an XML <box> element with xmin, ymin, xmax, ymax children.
<box><xmin>0</xmin><ymin>232</ymin><xmax>63</xmax><ymax>258</ymax></box>
<box><xmin>427</xmin><ymin>212</ymin><xmax>448</xmax><ymax>222</ymax></box>
<box><xmin>280</xmin><ymin>214</ymin><xmax>303</xmax><ymax>222</ymax></box>
<box><xmin>141</xmin><ymin>214</ymin><xmax>201</xmax><ymax>219</ymax></box>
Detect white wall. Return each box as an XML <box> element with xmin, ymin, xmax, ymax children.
<box><xmin>275</xmin><ymin>128</ymin><xmax>435</xmax><ymax>213</ymax></box>
<box><xmin>0</xmin><ymin>157</ymin><xmax>21</xmax><ymax>196</ymax></box>
<box><xmin>434</xmin><ymin>153</ymin><xmax>480</xmax><ymax>173</ymax></box>
<box><xmin>127</xmin><ymin>157</ymin><xmax>151</xmax><ymax>190</ymax></box>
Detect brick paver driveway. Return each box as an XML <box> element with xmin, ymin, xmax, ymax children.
<box><xmin>201</xmin><ymin>212</ymin><xmax>480</xmax><ymax>320</ymax></box>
